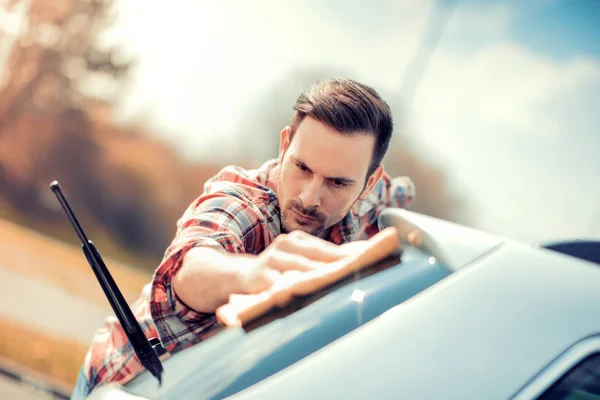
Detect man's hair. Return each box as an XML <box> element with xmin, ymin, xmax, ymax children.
<box><xmin>290</xmin><ymin>78</ymin><xmax>393</xmax><ymax>177</ymax></box>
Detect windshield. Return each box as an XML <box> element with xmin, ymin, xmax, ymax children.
<box><xmin>126</xmin><ymin>247</ymin><xmax>451</xmax><ymax>399</ymax></box>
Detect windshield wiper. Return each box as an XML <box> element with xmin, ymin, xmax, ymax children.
<box><xmin>49</xmin><ymin>181</ymin><xmax>164</xmax><ymax>385</ymax></box>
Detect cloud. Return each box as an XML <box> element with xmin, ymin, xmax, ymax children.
<box><xmin>411</xmin><ymin>30</ymin><xmax>600</xmax><ymax>241</ymax></box>
<box><xmin>108</xmin><ymin>0</ymin><xmax>600</xmax><ymax>242</ymax></box>
<box><xmin>444</xmin><ymin>2</ymin><xmax>514</xmax><ymax>49</ymax></box>
<box><xmin>415</xmin><ymin>43</ymin><xmax>600</xmax><ymax>139</ymax></box>
<box><xmin>108</xmin><ymin>0</ymin><xmax>437</xmax><ymax>159</ymax></box>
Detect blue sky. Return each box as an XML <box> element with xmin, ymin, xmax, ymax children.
<box><xmin>511</xmin><ymin>0</ymin><xmax>600</xmax><ymax>59</ymax></box>
<box><xmin>437</xmin><ymin>0</ymin><xmax>600</xmax><ymax>57</ymax></box>
<box><xmin>410</xmin><ymin>0</ymin><xmax>600</xmax><ymax>241</ymax></box>
<box><xmin>426</xmin><ymin>0</ymin><xmax>600</xmax><ymax>240</ymax></box>
<box><xmin>106</xmin><ymin>0</ymin><xmax>600</xmax><ymax>243</ymax></box>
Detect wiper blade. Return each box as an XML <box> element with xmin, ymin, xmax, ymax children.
<box><xmin>49</xmin><ymin>181</ymin><xmax>164</xmax><ymax>385</ymax></box>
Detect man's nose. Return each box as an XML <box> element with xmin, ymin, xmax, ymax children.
<box><xmin>298</xmin><ymin>178</ymin><xmax>322</xmax><ymax>208</ymax></box>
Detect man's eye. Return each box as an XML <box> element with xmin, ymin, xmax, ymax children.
<box><xmin>331</xmin><ymin>179</ymin><xmax>346</xmax><ymax>187</ymax></box>
<box><xmin>297</xmin><ymin>163</ymin><xmax>308</xmax><ymax>172</ymax></box>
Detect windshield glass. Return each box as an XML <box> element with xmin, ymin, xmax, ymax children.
<box><xmin>126</xmin><ymin>247</ymin><xmax>451</xmax><ymax>399</ymax></box>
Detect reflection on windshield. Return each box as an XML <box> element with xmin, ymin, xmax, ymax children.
<box><xmin>127</xmin><ymin>248</ymin><xmax>451</xmax><ymax>399</ymax></box>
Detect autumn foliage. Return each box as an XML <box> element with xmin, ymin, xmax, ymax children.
<box><xmin>0</xmin><ymin>0</ymin><xmax>225</xmax><ymax>270</ymax></box>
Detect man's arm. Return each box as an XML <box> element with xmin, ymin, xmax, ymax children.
<box><xmin>354</xmin><ymin>172</ymin><xmax>415</xmax><ymax>239</ymax></box>
<box><xmin>173</xmin><ymin>247</ymin><xmax>251</xmax><ymax>313</ymax></box>
<box><xmin>150</xmin><ymin>194</ymin><xmax>363</xmax><ymax>350</ymax></box>
<box><xmin>382</xmin><ymin>174</ymin><xmax>415</xmax><ymax>209</ymax></box>
<box><xmin>173</xmin><ymin>231</ymin><xmax>351</xmax><ymax>313</ymax></box>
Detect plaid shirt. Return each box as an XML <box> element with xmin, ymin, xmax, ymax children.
<box><xmin>83</xmin><ymin>159</ymin><xmax>415</xmax><ymax>391</ymax></box>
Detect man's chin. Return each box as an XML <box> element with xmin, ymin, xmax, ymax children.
<box><xmin>282</xmin><ymin>217</ymin><xmax>322</xmax><ymax>236</ymax></box>
<box><xmin>283</xmin><ymin>223</ymin><xmax>316</xmax><ymax>235</ymax></box>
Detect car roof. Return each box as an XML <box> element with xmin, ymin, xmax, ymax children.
<box><xmin>229</xmin><ymin>238</ymin><xmax>600</xmax><ymax>399</ymax></box>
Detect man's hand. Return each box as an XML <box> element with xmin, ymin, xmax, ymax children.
<box><xmin>175</xmin><ymin>230</ymin><xmax>349</xmax><ymax>313</ymax></box>
<box><xmin>238</xmin><ymin>230</ymin><xmax>348</xmax><ymax>294</ymax></box>
<box><xmin>175</xmin><ymin>228</ymin><xmax>405</xmax><ymax>313</ymax></box>
<box><xmin>216</xmin><ymin>226</ymin><xmax>401</xmax><ymax>327</ymax></box>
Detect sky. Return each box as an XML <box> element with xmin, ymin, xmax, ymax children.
<box><xmin>103</xmin><ymin>0</ymin><xmax>600</xmax><ymax>244</ymax></box>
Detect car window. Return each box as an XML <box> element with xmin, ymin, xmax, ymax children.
<box><xmin>537</xmin><ymin>353</ymin><xmax>600</xmax><ymax>400</ymax></box>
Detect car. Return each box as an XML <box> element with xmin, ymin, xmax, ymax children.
<box><xmin>67</xmin><ymin>203</ymin><xmax>600</xmax><ymax>400</ymax></box>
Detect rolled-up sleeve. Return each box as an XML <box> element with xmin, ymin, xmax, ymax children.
<box><xmin>388</xmin><ymin>175</ymin><xmax>415</xmax><ymax>209</ymax></box>
<box><xmin>149</xmin><ymin>193</ymin><xmax>261</xmax><ymax>351</ymax></box>
<box><xmin>354</xmin><ymin>172</ymin><xmax>416</xmax><ymax>239</ymax></box>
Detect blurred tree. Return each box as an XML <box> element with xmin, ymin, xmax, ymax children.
<box><xmin>0</xmin><ymin>0</ymin><xmax>190</xmax><ymax>270</ymax></box>
<box><xmin>0</xmin><ymin>0</ymin><xmax>129</xmax><ymax>128</ymax></box>
<box><xmin>0</xmin><ymin>0</ymin><xmax>117</xmax><ymax>223</ymax></box>
<box><xmin>236</xmin><ymin>69</ymin><xmax>465</xmax><ymax>223</ymax></box>
<box><xmin>382</xmin><ymin>142</ymin><xmax>466</xmax><ymax>223</ymax></box>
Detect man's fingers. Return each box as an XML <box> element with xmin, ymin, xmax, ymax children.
<box><xmin>337</xmin><ymin>240</ymin><xmax>371</xmax><ymax>257</ymax></box>
<box><xmin>284</xmin><ymin>230</ymin><xmax>342</xmax><ymax>250</ymax></box>
<box><xmin>407</xmin><ymin>230</ymin><xmax>423</xmax><ymax>246</ymax></box>
<box><xmin>264</xmin><ymin>249</ymin><xmax>326</xmax><ymax>272</ymax></box>
<box><xmin>276</xmin><ymin>239</ymin><xmax>345</xmax><ymax>262</ymax></box>
<box><xmin>272</xmin><ymin>231</ymin><xmax>348</xmax><ymax>262</ymax></box>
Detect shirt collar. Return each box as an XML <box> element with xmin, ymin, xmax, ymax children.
<box><xmin>328</xmin><ymin>210</ymin><xmax>360</xmax><ymax>245</ymax></box>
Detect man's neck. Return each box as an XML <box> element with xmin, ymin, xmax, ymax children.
<box><xmin>317</xmin><ymin>227</ymin><xmax>332</xmax><ymax>241</ymax></box>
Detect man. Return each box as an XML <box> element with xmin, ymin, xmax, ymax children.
<box><xmin>72</xmin><ymin>77</ymin><xmax>415</xmax><ymax>398</ymax></box>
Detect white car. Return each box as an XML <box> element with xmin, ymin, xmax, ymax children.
<box><xmin>68</xmin><ymin>205</ymin><xmax>600</xmax><ymax>400</ymax></box>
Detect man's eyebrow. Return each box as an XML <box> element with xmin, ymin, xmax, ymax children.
<box><xmin>292</xmin><ymin>156</ymin><xmax>356</xmax><ymax>184</ymax></box>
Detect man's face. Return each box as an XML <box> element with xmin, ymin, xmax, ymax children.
<box><xmin>277</xmin><ymin>117</ymin><xmax>382</xmax><ymax>236</ymax></box>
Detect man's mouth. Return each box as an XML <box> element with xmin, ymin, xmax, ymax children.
<box><xmin>292</xmin><ymin>208</ymin><xmax>319</xmax><ymax>224</ymax></box>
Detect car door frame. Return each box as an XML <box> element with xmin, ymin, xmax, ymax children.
<box><xmin>511</xmin><ymin>334</ymin><xmax>600</xmax><ymax>399</ymax></box>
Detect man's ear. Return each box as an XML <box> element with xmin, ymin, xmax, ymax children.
<box><xmin>279</xmin><ymin>126</ymin><xmax>292</xmax><ymax>162</ymax></box>
<box><xmin>358</xmin><ymin>165</ymin><xmax>384</xmax><ymax>200</ymax></box>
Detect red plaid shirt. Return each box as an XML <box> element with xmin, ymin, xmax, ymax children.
<box><xmin>83</xmin><ymin>159</ymin><xmax>415</xmax><ymax>391</ymax></box>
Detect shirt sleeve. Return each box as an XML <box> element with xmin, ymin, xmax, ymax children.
<box><xmin>386</xmin><ymin>174</ymin><xmax>416</xmax><ymax>209</ymax></box>
<box><xmin>149</xmin><ymin>192</ymin><xmax>263</xmax><ymax>352</ymax></box>
<box><xmin>355</xmin><ymin>172</ymin><xmax>416</xmax><ymax>239</ymax></box>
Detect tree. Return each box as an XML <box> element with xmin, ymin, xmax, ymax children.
<box><xmin>0</xmin><ymin>0</ymin><xmax>129</xmax><ymax>128</ymax></box>
<box><xmin>0</xmin><ymin>0</ymin><xmax>175</xmax><ymax>269</ymax></box>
